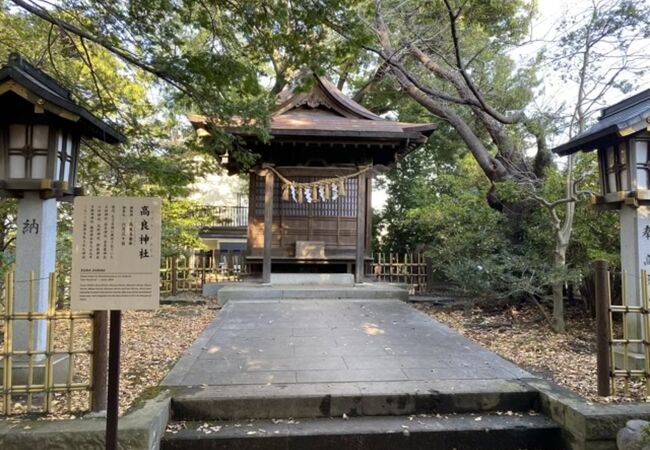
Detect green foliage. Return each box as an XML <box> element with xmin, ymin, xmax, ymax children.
<box><xmin>0</xmin><ymin>8</ymin><xmax>212</xmax><ymax>199</ymax></box>
<box><xmin>379</xmin><ymin>156</ymin><xmax>537</xmax><ymax>297</ymax></box>
<box><xmin>6</xmin><ymin>0</ymin><xmax>373</xmax><ymax>168</ymax></box>
<box><xmin>378</xmin><ymin>153</ymin><xmax>619</xmax><ymax>300</ymax></box>
<box><xmin>0</xmin><ymin>7</ymin><xmax>220</xmax><ymax>274</ymax></box>
<box><xmin>161</xmin><ymin>199</ymin><xmax>212</xmax><ymax>257</ymax></box>
<box><xmin>642</xmin><ymin>422</ymin><xmax>650</xmax><ymax>442</ymax></box>
<box><xmin>0</xmin><ymin>0</ymin><xmax>637</xmax><ymax>311</ymax></box>
<box><xmin>355</xmin><ymin>0</ymin><xmax>632</xmax><ymax>323</ymax></box>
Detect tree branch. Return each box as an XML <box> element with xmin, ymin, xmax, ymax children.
<box><xmin>11</xmin><ymin>0</ymin><xmax>197</xmax><ymax>100</ymax></box>
<box><xmin>352</xmin><ymin>61</ymin><xmax>388</xmax><ymax>103</ymax></box>
<box><xmin>441</xmin><ymin>0</ymin><xmax>525</xmax><ymax>125</ymax></box>
<box><xmin>373</xmin><ymin>0</ymin><xmax>509</xmax><ymax>182</ymax></box>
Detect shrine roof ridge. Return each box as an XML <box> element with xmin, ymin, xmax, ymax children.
<box><xmin>188</xmin><ymin>74</ymin><xmax>436</xmax><ymax>142</ymax></box>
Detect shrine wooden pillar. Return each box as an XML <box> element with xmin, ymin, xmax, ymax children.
<box><xmin>262</xmin><ymin>166</ymin><xmax>274</xmax><ymax>283</ymax></box>
<box><xmin>355</xmin><ymin>170</ymin><xmax>367</xmax><ymax>283</ymax></box>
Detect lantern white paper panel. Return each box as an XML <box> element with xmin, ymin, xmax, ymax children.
<box><xmin>31</xmin><ymin>154</ymin><xmax>47</xmax><ymax>179</ymax></box>
<box><xmin>636</xmin><ymin>140</ymin><xmax>649</xmax><ymax>190</ymax></box>
<box><xmin>606</xmin><ymin>146</ymin><xmax>617</xmax><ymax>193</ymax></box>
<box><xmin>619</xmin><ymin>143</ymin><xmax>628</xmax><ymax>191</ymax></box>
<box><xmin>64</xmin><ymin>135</ymin><xmax>74</xmax><ymax>182</ymax></box>
<box><xmin>9</xmin><ymin>154</ymin><xmax>25</xmax><ymax>178</ymax></box>
<box><xmin>32</xmin><ymin>125</ymin><xmax>49</xmax><ymax>149</ymax></box>
<box><xmin>55</xmin><ymin>131</ymin><xmax>64</xmax><ymax>181</ymax></box>
<box><xmin>8</xmin><ymin>124</ymin><xmax>25</xmax><ymax>148</ymax></box>
<box><xmin>637</xmin><ymin>170</ymin><xmax>647</xmax><ymax>190</ymax></box>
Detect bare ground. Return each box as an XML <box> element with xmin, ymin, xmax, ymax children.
<box><xmin>415</xmin><ymin>300</ymin><xmax>649</xmax><ymax>404</ymax></box>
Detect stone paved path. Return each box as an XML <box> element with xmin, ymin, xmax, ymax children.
<box><xmin>163</xmin><ymin>299</ymin><xmax>530</xmax><ymax>386</ymax></box>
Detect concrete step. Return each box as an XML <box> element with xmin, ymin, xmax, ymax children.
<box><xmin>169</xmin><ymin>380</ymin><xmax>539</xmax><ymax>421</ymax></box>
<box><xmin>216</xmin><ymin>283</ymin><xmax>409</xmax><ymax>305</ymax></box>
<box><xmin>162</xmin><ymin>413</ymin><xmax>563</xmax><ymax>450</ymax></box>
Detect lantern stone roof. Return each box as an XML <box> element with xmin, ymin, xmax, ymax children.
<box><xmin>188</xmin><ymin>74</ymin><xmax>436</xmax><ymax>156</ymax></box>
<box><xmin>0</xmin><ymin>53</ymin><xmax>125</xmax><ymax>144</ymax></box>
<box><xmin>553</xmin><ymin>89</ymin><xmax>650</xmax><ymax>156</ymax></box>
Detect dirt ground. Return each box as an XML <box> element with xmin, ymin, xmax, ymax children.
<box><xmin>416</xmin><ymin>300</ymin><xmax>649</xmax><ymax>404</ymax></box>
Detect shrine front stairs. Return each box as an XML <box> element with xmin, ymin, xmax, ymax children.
<box><xmin>213</xmin><ymin>280</ymin><xmax>409</xmax><ymax>306</ymax></box>
<box><xmin>208</xmin><ymin>273</ymin><xmax>408</xmax><ymax>306</ymax></box>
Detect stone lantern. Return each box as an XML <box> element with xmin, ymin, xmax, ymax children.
<box><xmin>554</xmin><ymin>88</ymin><xmax>650</xmax><ymax>367</ymax></box>
<box><xmin>0</xmin><ymin>53</ymin><xmax>124</xmax><ymax>379</ymax></box>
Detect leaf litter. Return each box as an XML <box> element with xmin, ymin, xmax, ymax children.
<box><xmin>417</xmin><ymin>301</ymin><xmax>649</xmax><ymax>403</ymax></box>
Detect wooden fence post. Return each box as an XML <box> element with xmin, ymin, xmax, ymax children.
<box><xmin>593</xmin><ymin>259</ymin><xmax>611</xmax><ymax>396</ymax></box>
<box><xmin>425</xmin><ymin>256</ymin><xmax>434</xmax><ymax>293</ymax></box>
<box><xmin>91</xmin><ymin>310</ymin><xmax>108</xmax><ymax>411</ymax></box>
<box><xmin>201</xmin><ymin>254</ymin><xmax>206</xmax><ymax>287</ymax></box>
<box><xmin>171</xmin><ymin>257</ymin><xmax>178</xmax><ymax>296</ymax></box>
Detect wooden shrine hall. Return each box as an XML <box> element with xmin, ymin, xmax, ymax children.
<box><xmin>189</xmin><ymin>75</ymin><xmax>435</xmax><ymax>283</ymax></box>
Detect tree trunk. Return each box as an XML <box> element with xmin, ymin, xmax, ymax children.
<box><xmin>550</xmin><ymin>154</ymin><xmax>577</xmax><ymax>333</ymax></box>
<box><xmin>551</xmin><ymin>243</ymin><xmax>568</xmax><ymax>332</ymax></box>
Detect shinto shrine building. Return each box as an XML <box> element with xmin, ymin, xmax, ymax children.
<box><xmin>189</xmin><ymin>75</ymin><xmax>435</xmax><ymax>283</ymax></box>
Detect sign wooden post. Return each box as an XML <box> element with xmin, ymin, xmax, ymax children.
<box><xmin>71</xmin><ymin>197</ymin><xmax>161</xmax><ymax>450</ymax></box>
<box><xmin>106</xmin><ymin>309</ymin><xmax>122</xmax><ymax>450</ymax></box>
<box><xmin>91</xmin><ymin>310</ymin><xmax>108</xmax><ymax>412</ymax></box>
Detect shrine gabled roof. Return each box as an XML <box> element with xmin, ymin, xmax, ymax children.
<box><xmin>553</xmin><ymin>88</ymin><xmax>650</xmax><ymax>156</ymax></box>
<box><xmin>0</xmin><ymin>53</ymin><xmax>125</xmax><ymax>144</ymax></box>
<box><xmin>188</xmin><ymin>75</ymin><xmax>436</xmax><ymax>144</ymax></box>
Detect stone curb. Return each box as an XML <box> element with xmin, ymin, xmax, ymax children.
<box><xmin>0</xmin><ymin>391</ymin><xmax>171</xmax><ymax>450</ymax></box>
<box><xmin>524</xmin><ymin>378</ymin><xmax>650</xmax><ymax>450</ymax></box>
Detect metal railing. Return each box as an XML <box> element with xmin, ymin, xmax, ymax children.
<box><xmin>192</xmin><ymin>205</ymin><xmax>249</xmax><ymax>228</ymax></box>
<box><xmin>1</xmin><ymin>271</ymin><xmax>94</xmax><ymax>415</ymax></box>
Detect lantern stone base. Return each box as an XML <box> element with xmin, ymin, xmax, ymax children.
<box><xmin>14</xmin><ymin>193</ymin><xmax>57</xmax><ymax>353</ymax></box>
<box><xmin>0</xmin><ymin>354</ymin><xmax>71</xmax><ymax>386</ymax></box>
<box><xmin>619</xmin><ymin>206</ymin><xmax>649</xmax><ymax>348</ymax></box>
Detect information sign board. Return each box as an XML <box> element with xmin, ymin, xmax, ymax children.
<box><xmin>71</xmin><ymin>197</ymin><xmax>161</xmax><ymax>310</ymax></box>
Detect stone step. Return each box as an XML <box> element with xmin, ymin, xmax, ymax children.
<box><xmin>216</xmin><ymin>283</ymin><xmax>409</xmax><ymax>305</ymax></box>
<box><xmin>270</xmin><ymin>273</ymin><xmax>355</xmax><ymax>285</ymax></box>
<box><xmin>161</xmin><ymin>413</ymin><xmax>563</xmax><ymax>450</ymax></box>
<box><xmin>169</xmin><ymin>380</ymin><xmax>539</xmax><ymax>421</ymax></box>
